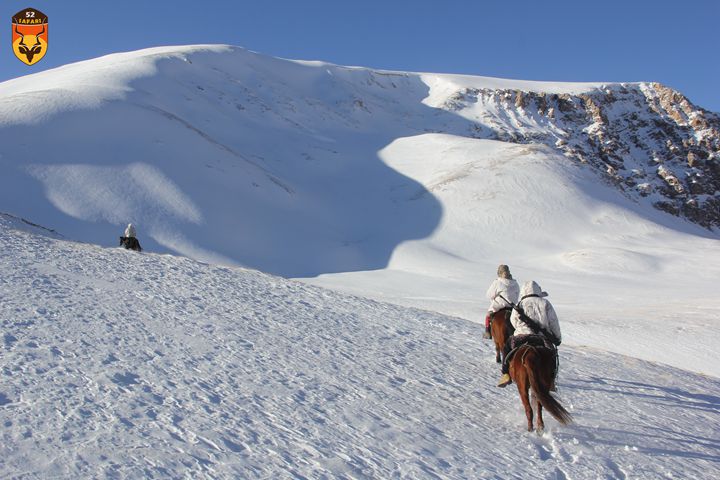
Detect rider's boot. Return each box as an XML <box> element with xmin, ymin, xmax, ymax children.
<box><xmin>497</xmin><ymin>373</ymin><xmax>512</xmax><ymax>387</ymax></box>
<box><xmin>483</xmin><ymin>312</ymin><xmax>492</xmax><ymax>339</ymax></box>
<box><xmin>497</xmin><ymin>359</ymin><xmax>512</xmax><ymax>387</ymax></box>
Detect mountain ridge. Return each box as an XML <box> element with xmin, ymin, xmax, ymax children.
<box><xmin>2</xmin><ymin>45</ymin><xmax>716</xmax><ymax>236</ymax></box>
<box><xmin>0</xmin><ymin>45</ymin><xmax>717</xmax><ymax>281</ymax></box>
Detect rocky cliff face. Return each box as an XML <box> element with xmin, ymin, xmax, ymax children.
<box><xmin>442</xmin><ymin>82</ymin><xmax>720</xmax><ymax>229</ymax></box>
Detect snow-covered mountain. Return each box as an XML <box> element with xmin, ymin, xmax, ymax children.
<box><xmin>3</xmin><ymin>45</ymin><xmax>718</xmax><ymax>370</ymax></box>
<box><xmin>1</xmin><ymin>45</ymin><xmax>717</xmax><ymax>275</ymax></box>
<box><xmin>2</xmin><ymin>45</ymin><xmax>720</xmax><ymax>478</ymax></box>
<box><xmin>2</xmin><ymin>215</ymin><xmax>719</xmax><ymax>479</ymax></box>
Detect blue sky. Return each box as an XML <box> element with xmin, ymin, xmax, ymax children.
<box><xmin>2</xmin><ymin>0</ymin><xmax>718</xmax><ymax>112</ymax></box>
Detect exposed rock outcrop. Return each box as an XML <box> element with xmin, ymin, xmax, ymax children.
<box><xmin>442</xmin><ymin>83</ymin><xmax>720</xmax><ymax>229</ymax></box>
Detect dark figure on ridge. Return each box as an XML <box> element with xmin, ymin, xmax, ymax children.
<box><xmin>119</xmin><ymin>223</ymin><xmax>142</xmax><ymax>252</ymax></box>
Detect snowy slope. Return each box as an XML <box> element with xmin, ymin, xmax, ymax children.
<box><xmin>310</xmin><ymin>135</ymin><xmax>720</xmax><ymax>378</ymax></box>
<box><xmin>2</xmin><ymin>219</ymin><xmax>719</xmax><ymax>479</ymax></box>
<box><xmin>1</xmin><ymin>45</ymin><xmax>719</xmax><ymax>378</ymax></box>
<box><xmin>2</xmin><ymin>45</ymin><xmax>464</xmax><ymax>274</ymax></box>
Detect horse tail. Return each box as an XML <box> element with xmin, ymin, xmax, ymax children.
<box><xmin>525</xmin><ymin>350</ymin><xmax>573</xmax><ymax>425</ymax></box>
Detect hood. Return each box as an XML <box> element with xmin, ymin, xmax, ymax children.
<box><xmin>520</xmin><ymin>280</ymin><xmax>546</xmax><ymax>298</ymax></box>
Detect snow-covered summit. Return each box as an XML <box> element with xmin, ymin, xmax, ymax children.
<box><xmin>0</xmin><ymin>45</ymin><xmax>608</xmax><ymax>106</ymax></box>
<box><xmin>1</xmin><ymin>45</ymin><xmax>717</xmax><ymax>273</ymax></box>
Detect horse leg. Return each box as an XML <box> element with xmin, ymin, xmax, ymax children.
<box><xmin>516</xmin><ymin>375</ymin><xmax>533</xmax><ymax>432</ymax></box>
<box><xmin>492</xmin><ymin>312</ymin><xmax>504</xmax><ymax>363</ymax></box>
<box><xmin>535</xmin><ymin>393</ymin><xmax>545</xmax><ymax>434</ymax></box>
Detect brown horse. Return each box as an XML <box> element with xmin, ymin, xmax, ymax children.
<box><xmin>509</xmin><ymin>344</ymin><xmax>572</xmax><ymax>432</ymax></box>
<box><xmin>490</xmin><ymin>309</ymin><xmax>513</xmax><ymax>363</ymax></box>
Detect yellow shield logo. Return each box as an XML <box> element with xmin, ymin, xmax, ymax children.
<box><xmin>12</xmin><ymin>8</ymin><xmax>48</xmax><ymax>66</ymax></box>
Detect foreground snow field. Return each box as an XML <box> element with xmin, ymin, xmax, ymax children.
<box><xmin>2</xmin><ymin>217</ymin><xmax>719</xmax><ymax>479</ymax></box>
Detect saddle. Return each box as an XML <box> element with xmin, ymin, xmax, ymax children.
<box><xmin>506</xmin><ymin>334</ymin><xmax>559</xmax><ymax>379</ymax></box>
<box><xmin>511</xmin><ymin>333</ymin><xmax>553</xmax><ymax>351</ymax></box>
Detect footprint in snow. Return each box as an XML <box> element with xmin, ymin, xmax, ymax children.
<box><xmin>102</xmin><ymin>353</ymin><xmax>119</xmax><ymax>365</ymax></box>
<box><xmin>3</xmin><ymin>334</ymin><xmax>17</xmax><ymax>348</ymax></box>
<box><xmin>112</xmin><ymin>372</ymin><xmax>141</xmax><ymax>386</ymax></box>
<box><xmin>389</xmin><ymin>376</ymin><xmax>407</xmax><ymax>387</ymax></box>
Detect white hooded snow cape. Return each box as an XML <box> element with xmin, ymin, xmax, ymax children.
<box><xmin>124</xmin><ymin>223</ymin><xmax>136</xmax><ymax>238</ymax></box>
<box><xmin>486</xmin><ymin>277</ymin><xmax>520</xmax><ymax>313</ymax></box>
<box><xmin>510</xmin><ymin>281</ymin><xmax>561</xmax><ymax>342</ymax></box>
